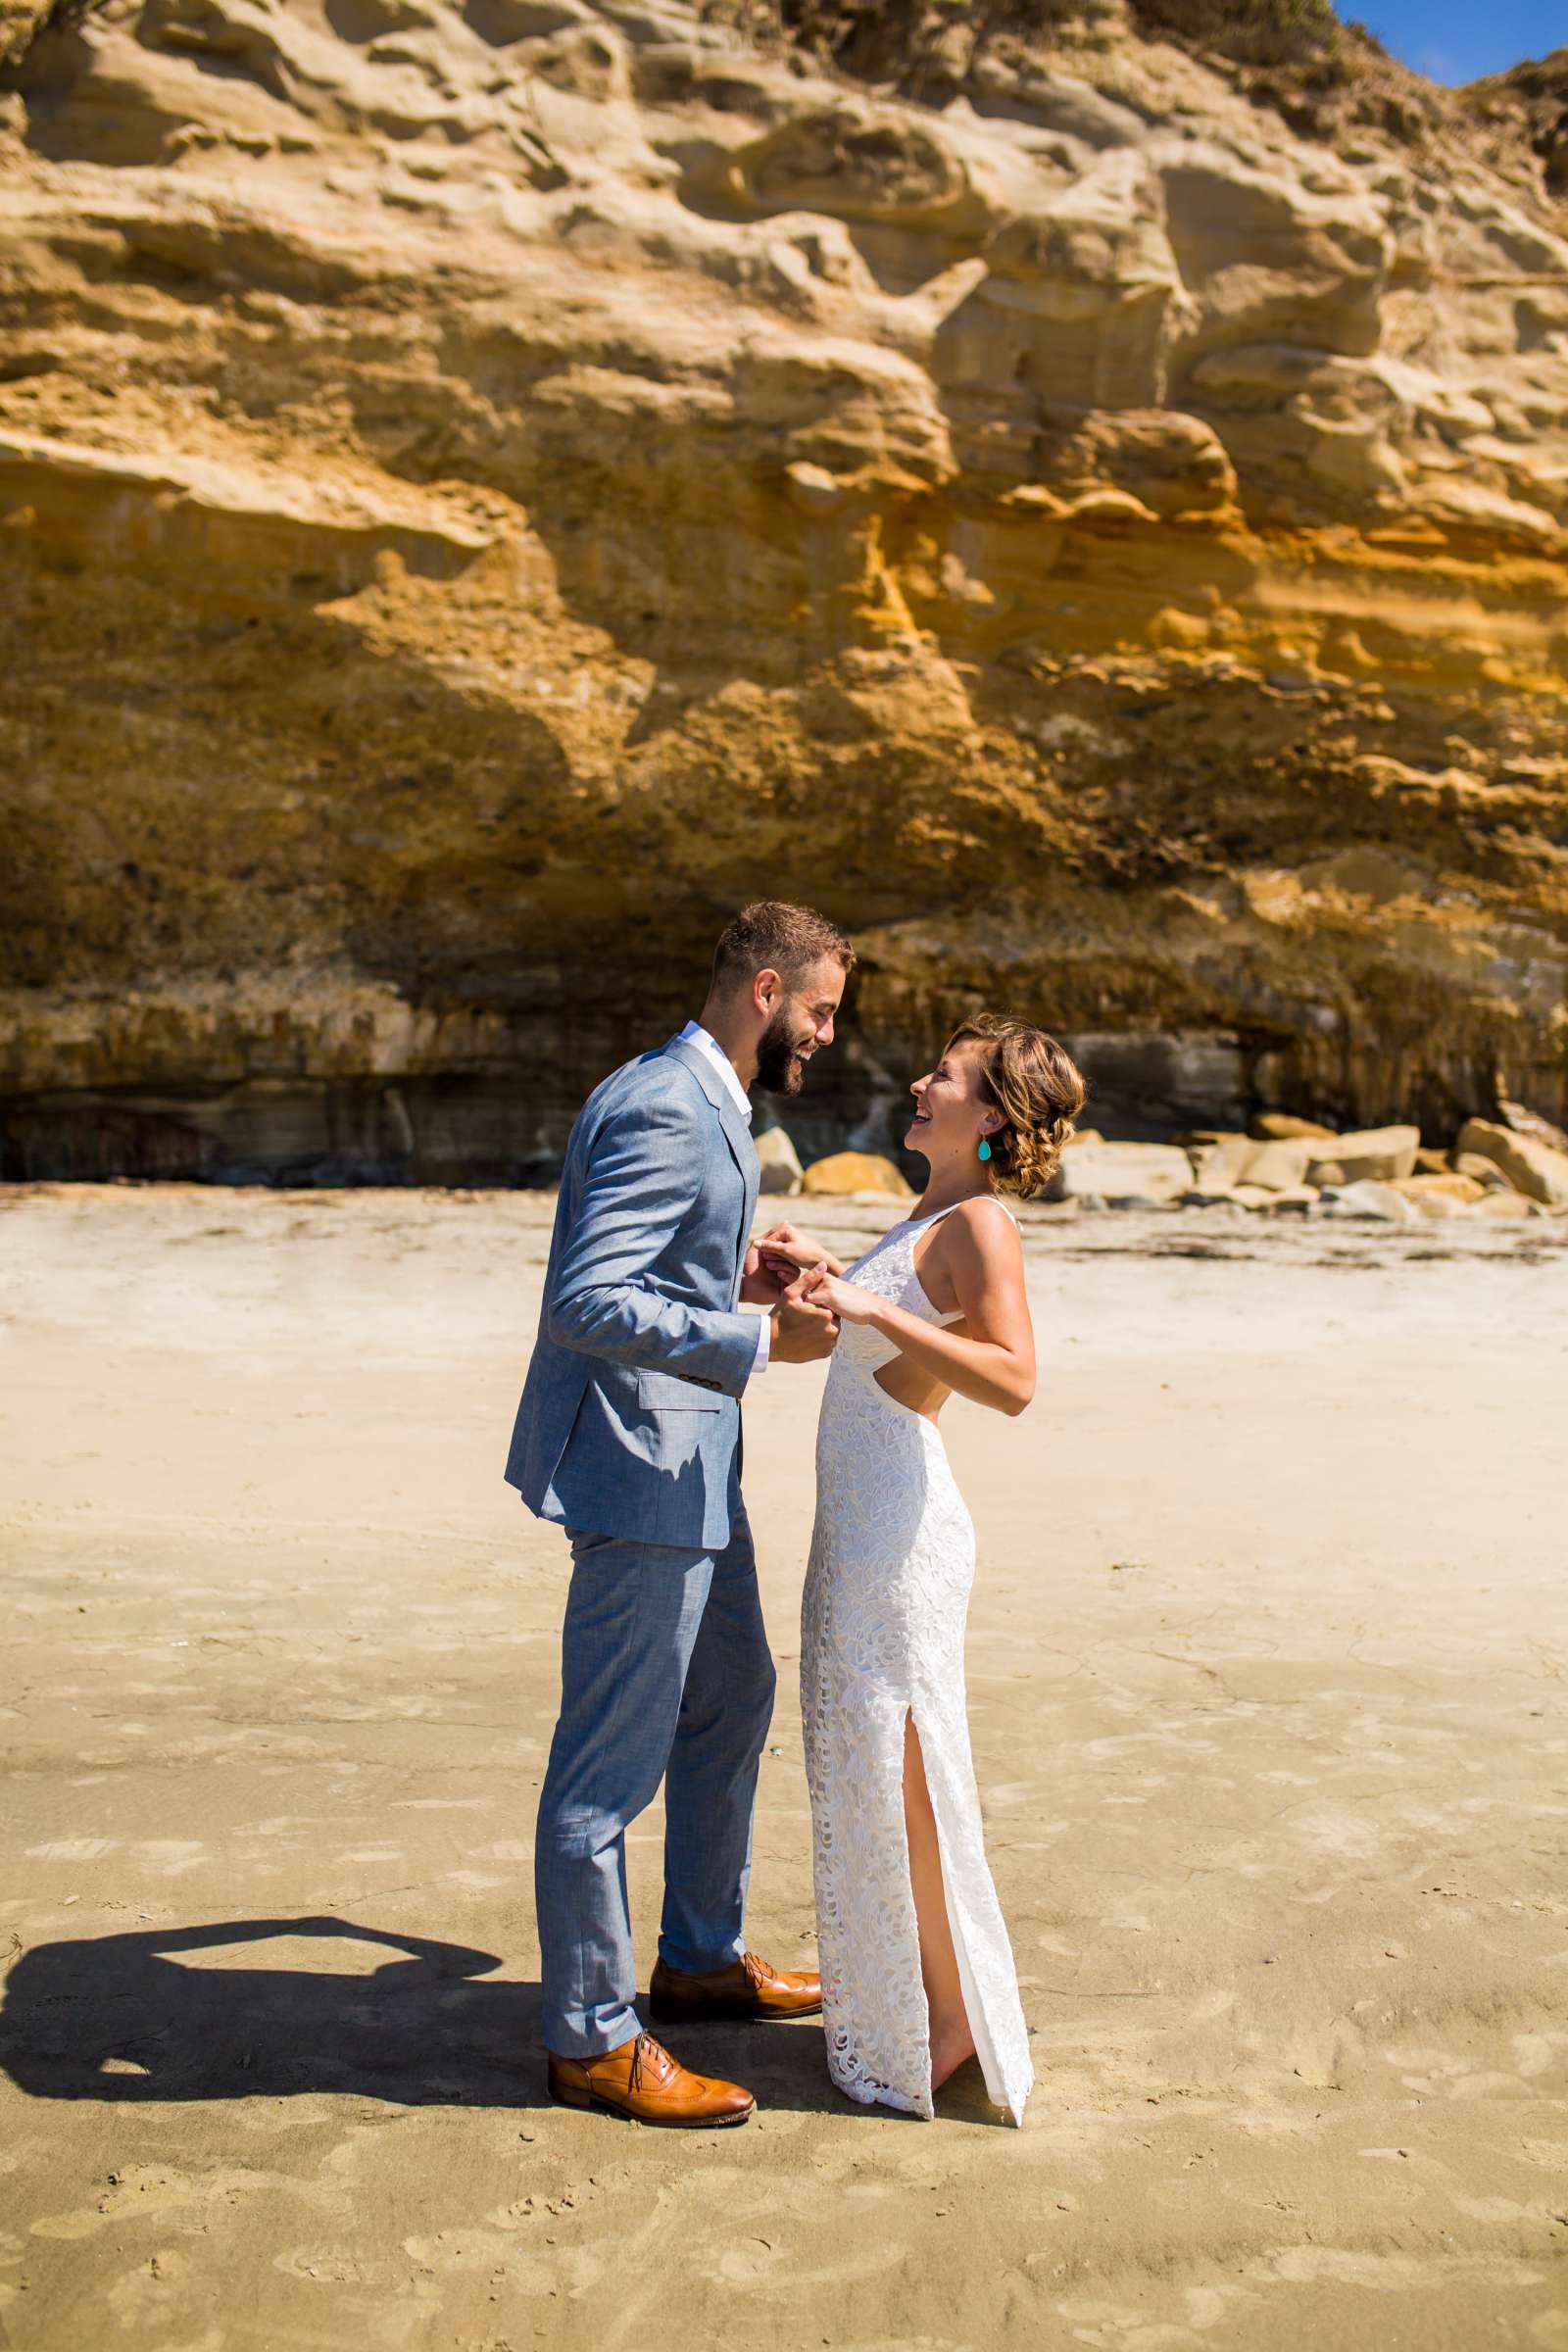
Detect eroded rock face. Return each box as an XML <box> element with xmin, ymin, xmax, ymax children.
<box><xmin>1</xmin><ymin>1</ymin><xmax>1565</xmax><ymax>1178</ymax></box>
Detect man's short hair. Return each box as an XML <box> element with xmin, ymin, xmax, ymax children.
<box><xmin>710</xmin><ymin>902</ymin><xmax>856</xmax><ymax>994</ymax></box>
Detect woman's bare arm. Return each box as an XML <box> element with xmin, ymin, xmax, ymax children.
<box><xmin>801</xmin><ymin>1200</ymin><xmax>1035</xmax><ymax>1416</ymax></box>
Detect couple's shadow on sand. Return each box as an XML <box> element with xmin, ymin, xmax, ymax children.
<box><xmin>0</xmin><ymin>1917</ymin><xmax>1002</xmax><ymax>2122</ymax></box>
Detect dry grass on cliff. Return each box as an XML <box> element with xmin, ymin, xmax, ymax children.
<box><xmin>1122</xmin><ymin>0</ymin><xmax>1340</xmax><ymax>68</ymax></box>
<box><xmin>714</xmin><ymin>0</ymin><xmax>1357</xmax><ymax>77</ymax></box>
<box><xmin>700</xmin><ymin>0</ymin><xmax>1476</xmax><ymax>163</ymax></box>
<box><xmin>1465</xmin><ymin>46</ymin><xmax>1568</xmax><ymax>191</ymax></box>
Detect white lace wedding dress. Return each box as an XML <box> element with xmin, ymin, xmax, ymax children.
<box><xmin>801</xmin><ymin>1204</ymin><xmax>1034</xmax><ymax>2126</ymax></box>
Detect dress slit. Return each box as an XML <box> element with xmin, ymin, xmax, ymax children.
<box><xmin>910</xmin><ymin>1700</ymin><xmax>1012</xmax><ymax>2120</ymax></box>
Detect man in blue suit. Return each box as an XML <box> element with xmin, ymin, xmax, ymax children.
<box><xmin>506</xmin><ymin>902</ymin><xmax>854</xmax><ymax>2126</ymax></box>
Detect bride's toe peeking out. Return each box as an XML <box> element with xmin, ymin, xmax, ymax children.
<box><xmin>792</xmin><ymin>1013</ymin><xmax>1086</xmax><ymax>2124</ymax></box>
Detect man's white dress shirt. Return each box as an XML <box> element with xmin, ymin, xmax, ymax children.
<box><xmin>680</xmin><ymin>1021</ymin><xmax>770</xmax><ymax>1375</ymax></box>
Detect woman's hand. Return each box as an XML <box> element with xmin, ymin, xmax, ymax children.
<box><xmin>800</xmin><ymin>1263</ymin><xmax>881</xmax><ymax>1326</ymax></box>
<box><xmin>740</xmin><ymin>1243</ymin><xmax>790</xmax><ymax>1306</ymax></box>
<box><xmin>759</xmin><ymin>1222</ymin><xmax>845</xmax><ymax>1279</ymax></box>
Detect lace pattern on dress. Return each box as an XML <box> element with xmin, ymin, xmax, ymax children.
<box><xmin>801</xmin><ymin>1205</ymin><xmax>1034</xmax><ymax>2126</ymax></box>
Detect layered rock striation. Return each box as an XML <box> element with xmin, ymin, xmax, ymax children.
<box><xmin>1</xmin><ymin>0</ymin><xmax>1565</xmax><ymax>1178</ymax></box>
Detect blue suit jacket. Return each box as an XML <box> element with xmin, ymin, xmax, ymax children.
<box><xmin>505</xmin><ymin>1034</ymin><xmax>762</xmax><ymax>1550</ymax></box>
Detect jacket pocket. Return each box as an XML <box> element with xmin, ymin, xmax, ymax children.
<box><xmin>636</xmin><ymin>1368</ymin><xmax>724</xmax><ymax>1412</ymax></box>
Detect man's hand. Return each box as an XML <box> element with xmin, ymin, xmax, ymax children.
<box><xmin>740</xmin><ymin>1243</ymin><xmax>791</xmax><ymax>1307</ymax></box>
<box><xmin>769</xmin><ymin>1273</ymin><xmax>840</xmax><ymax>1363</ymax></box>
<box><xmin>759</xmin><ymin>1222</ymin><xmax>846</xmax><ymax>1278</ymax></box>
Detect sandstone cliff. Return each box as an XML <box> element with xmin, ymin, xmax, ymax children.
<box><xmin>2</xmin><ymin>0</ymin><xmax>1565</xmax><ymax>1178</ymax></box>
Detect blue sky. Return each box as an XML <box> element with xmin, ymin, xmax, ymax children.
<box><xmin>1350</xmin><ymin>0</ymin><xmax>1564</xmax><ymax>82</ymax></box>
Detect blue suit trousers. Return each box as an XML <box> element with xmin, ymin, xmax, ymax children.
<box><xmin>534</xmin><ymin>1508</ymin><xmax>777</xmax><ymax>2057</ymax></box>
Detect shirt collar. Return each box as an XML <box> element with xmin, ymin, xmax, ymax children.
<box><xmin>678</xmin><ymin>1020</ymin><xmax>753</xmax><ymax>1125</ymax></box>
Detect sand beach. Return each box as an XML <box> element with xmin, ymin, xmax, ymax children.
<box><xmin>2</xmin><ymin>1183</ymin><xmax>1566</xmax><ymax>2349</ymax></box>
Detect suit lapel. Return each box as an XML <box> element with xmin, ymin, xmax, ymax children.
<box><xmin>662</xmin><ymin>1038</ymin><xmax>759</xmax><ymax>1285</ymax></box>
<box><xmin>739</xmin><ymin>1123</ymin><xmax>760</xmax><ymax>1244</ymax></box>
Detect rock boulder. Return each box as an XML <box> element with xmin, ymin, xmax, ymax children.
<box><xmin>802</xmin><ymin>1152</ymin><xmax>913</xmax><ymax>1200</ymax></box>
<box><xmin>1238</xmin><ymin>1139</ymin><xmax>1314</xmax><ymax>1191</ymax></box>
<box><xmin>1305</xmin><ymin>1127</ymin><xmax>1421</xmax><ymax>1186</ymax></box>
<box><xmin>1455</xmin><ymin>1120</ymin><xmax>1568</xmax><ymax>1209</ymax></box>
<box><xmin>1318</xmin><ymin>1181</ymin><xmax>1415</xmax><ymax>1222</ymax></box>
<box><xmin>1051</xmin><ymin>1143</ymin><xmax>1195</xmax><ymax>1205</ymax></box>
<box><xmin>1469</xmin><ymin>1190</ymin><xmax>1535</xmax><ymax>1220</ymax></box>
<box><xmin>1393</xmin><ymin>1173</ymin><xmax>1486</xmax><ymax>1206</ymax></box>
<box><xmin>1250</xmin><ymin>1114</ymin><xmax>1337</xmax><ymax>1142</ymax></box>
<box><xmin>1187</xmin><ymin>1134</ymin><xmax>1253</xmax><ymax>1189</ymax></box>
<box><xmin>756</xmin><ymin>1126</ymin><xmax>804</xmax><ymax>1197</ymax></box>
<box><xmin>1494</xmin><ymin>1091</ymin><xmax>1568</xmax><ymax>1156</ymax></box>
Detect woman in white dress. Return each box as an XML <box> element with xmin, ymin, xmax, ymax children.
<box><xmin>761</xmin><ymin>1013</ymin><xmax>1086</xmax><ymax>2125</ymax></box>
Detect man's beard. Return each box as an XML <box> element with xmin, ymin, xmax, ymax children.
<box><xmin>756</xmin><ymin>1005</ymin><xmax>808</xmax><ymax>1097</ymax></box>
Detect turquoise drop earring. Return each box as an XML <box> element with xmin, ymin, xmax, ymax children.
<box><xmin>977</xmin><ymin>1137</ymin><xmax>992</xmax><ymax>1162</ymax></box>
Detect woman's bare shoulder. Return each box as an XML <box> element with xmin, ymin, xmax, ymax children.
<box><xmin>932</xmin><ymin>1193</ymin><xmax>1022</xmax><ymax>1269</ymax></box>
<box><xmin>948</xmin><ymin>1193</ymin><xmax>1021</xmax><ymax>1239</ymax></box>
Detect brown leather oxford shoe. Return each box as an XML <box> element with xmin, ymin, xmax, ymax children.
<box><xmin>546</xmin><ymin>2032</ymin><xmax>755</xmax><ymax>2128</ymax></box>
<box><xmin>650</xmin><ymin>1949</ymin><xmax>822</xmax><ymax>2024</ymax></box>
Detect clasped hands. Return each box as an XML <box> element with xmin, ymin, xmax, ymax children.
<box><xmin>740</xmin><ymin>1222</ymin><xmax>879</xmax><ymax>1364</ymax></box>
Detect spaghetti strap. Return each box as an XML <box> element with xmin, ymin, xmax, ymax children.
<box><xmin>906</xmin><ymin>1193</ymin><xmax>1017</xmax><ymax>1232</ymax></box>
<box><xmin>912</xmin><ymin>1195</ymin><xmax>1020</xmax><ymax>1236</ymax></box>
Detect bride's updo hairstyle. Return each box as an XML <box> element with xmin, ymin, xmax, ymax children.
<box><xmin>945</xmin><ymin>1013</ymin><xmax>1087</xmax><ymax>1198</ymax></box>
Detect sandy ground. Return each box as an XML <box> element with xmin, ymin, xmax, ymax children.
<box><xmin>2</xmin><ymin>1182</ymin><xmax>1567</xmax><ymax>2352</ymax></box>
